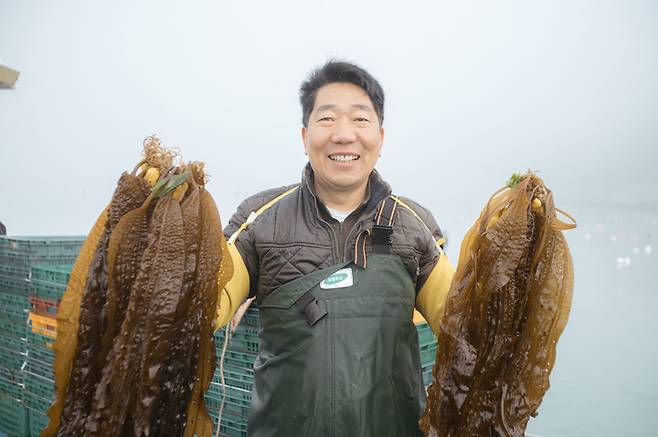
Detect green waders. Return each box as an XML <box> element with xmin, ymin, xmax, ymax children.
<box><xmin>249</xmin><ymin>253</ymin><xmax>425</xmax><ymax>437</ymax></box>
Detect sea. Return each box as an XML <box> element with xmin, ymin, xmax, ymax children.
<box><xmin>522</xmin><ymin>203</ymin><xmax>658</xmax><ymax>436</ymax></box>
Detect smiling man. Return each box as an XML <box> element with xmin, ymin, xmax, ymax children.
<box><xmin>215</xmin><ymin>60</ymin><xmax>455</xmax><ymax>436</ymax></box>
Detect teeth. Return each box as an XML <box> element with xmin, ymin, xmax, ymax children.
<box><xmin>330</xmin><ymin>155</ymin><xmax>359</xmax><ymax>162</ymax></box>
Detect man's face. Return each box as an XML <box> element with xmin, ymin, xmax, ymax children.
<box><xmin>302</xmin><ymin>82</ymin><xmax>384</xmax><ymax>196</ymax></box>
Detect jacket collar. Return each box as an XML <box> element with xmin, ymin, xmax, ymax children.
<box><xmin>300</xmin><ymin>162</ymin><xmax>392</xmax><ymax>214</ymax></box>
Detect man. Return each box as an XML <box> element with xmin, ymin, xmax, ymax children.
<box><xmin>215</xmin><ymin>60</ymin><xmax>454</xmax><ymax>436</ymax></box>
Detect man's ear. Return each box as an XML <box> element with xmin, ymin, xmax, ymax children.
<box><xmin>379</xmin><ymin>127</ymin><xmax>385</xmax><ymax>156</ymax></box>
<box><xmin>301</xmin><ymin>126</ymin><xmax>309</xmax><ymax>155</ymax></box>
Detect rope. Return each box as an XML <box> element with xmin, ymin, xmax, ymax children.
<box><xmin>214</xmin><ymin>323</ymin><xmax>232</xmax><ymax>437</ymax></box>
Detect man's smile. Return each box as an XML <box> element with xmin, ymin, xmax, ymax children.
<box><xmin>328</xmin><ymin>153</ymin><xmax>360</xmax><ymax>162</ymax></box>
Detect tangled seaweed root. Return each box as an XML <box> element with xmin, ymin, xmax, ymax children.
<box><xmin>142</xmin><ymin>134</ymin><xmax>179</xmax><ymax>174</ymax></box>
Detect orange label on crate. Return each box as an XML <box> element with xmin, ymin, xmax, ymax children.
<box><xmin>31</xmin><ymin>325</ymin><xmax>57</xmax><ymax>340</ymax></box>
<box><xmin>28</xmin><ymin>312</ymin><xmax>58</xmax><ymax>330</ymax></box>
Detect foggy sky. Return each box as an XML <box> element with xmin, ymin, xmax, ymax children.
<box><xmin>1</xmin><ymin>0</ymin><xmax>657</xmax><ymax>256</ymax></box>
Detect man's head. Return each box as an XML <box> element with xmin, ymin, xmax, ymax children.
<box><xmin>299</xmin><ymin>60</ymin><xmax>385</xmax><ymax>204</ymax></box>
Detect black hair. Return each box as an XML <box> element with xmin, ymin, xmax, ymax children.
<box><xmin>299</xmin><ymin>59</ymin><xmax>385</xmax><ymax>128</ymax></box>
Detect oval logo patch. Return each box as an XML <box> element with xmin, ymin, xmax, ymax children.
<box><xmin>320</xmin><ymin>268</ymin><xmax>353</xmax><ymax>289</ymax></box>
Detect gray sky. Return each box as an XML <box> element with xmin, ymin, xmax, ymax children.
<box><xmin>1</xmin><ymin>0</ymin><xmax>657</xmax><ymax>256</ymax></box>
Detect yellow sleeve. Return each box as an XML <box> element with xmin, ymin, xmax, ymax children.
<box><xmin>215</xmin><ymin>243</ymin><xmax>250</xmax><ymax>330</ymax></box>
<box><xmin>414</xmin><ymin>252</ymin><xmax>455</xmax><ymax>337</ymax></box>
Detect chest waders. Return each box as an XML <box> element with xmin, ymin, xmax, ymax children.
<box><xmin>249</xmin><ymin>198</ymin><xmax>425</xmax><ymax>437</ymax></box>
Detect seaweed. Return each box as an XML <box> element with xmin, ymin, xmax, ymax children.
<box><xmin>45</xmin><ymin>145</ymin><xmax>232</xmax><ymax>437</ymax></box>
<box><xmin>52</xmin><ymin>173</ymin><xmax>150</xmax><ymax>436</ymax></box>
<box><xmin>420</xmin><ymin>173</ymin><xmax>576</xmax><ymax>437</ymax></box>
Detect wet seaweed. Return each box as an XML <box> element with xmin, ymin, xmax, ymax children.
<box><xmin>45</xmin><ymin>144</ymin><xmax>232</xmax><ymax>437</ymax></box>
<box><xmin>420</xmin><ymin>173</ymin><xmax>576</xmax><ymax>437</ymax></box>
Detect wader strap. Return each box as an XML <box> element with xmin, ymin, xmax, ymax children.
<box><xmin>294</xmin><ymin>290</ymin><xmax>328</xmax><ymax>326</ymax></box>
<box><xmin>353</xmin><ymin>196</ymin><xmax>399</xmax><ymax>269</ymax></box>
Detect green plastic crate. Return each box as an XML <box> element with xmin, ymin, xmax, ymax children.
<box><xmin>419</xmin><ymin>343</ymin><xmax>438</xmax><ymax>367</ymax></box>
<box><xmin>31</xmin><ymin>279</ymin><xmax>66</xmax><ymax>303</ymax></box>
<box><xmin>0</xmin><ymin>291</ymin><xmax>29</xmax><ymax>309</ymax></box>
<box><xmin>0</xmin><ymin>364</ymin><xmax>22</xmax><ymax>385</ymax></box>
<box><xmin>24</xmin><ymin>359</ymin><xmax>53</xmax><ymax>382</ymax></box>
<box><xmin>23</xmin><ymin>372</ymin><xmax>54</xmax><ymax>401</ymax></box>
<box><xmin>0</xmin><ymin>334</ymin><xmax>25</xmax><ymax>352</ymax></box>
<box><xmin>22</xmin><ymin>390</ymin><xmax>52</xmax><ymax>414</ymax></box>
<box><xmin>208</xmin><ymin>412</ymin><xmax>248</xmax><ymax>437</ymax></box>
<box><xmin>211</xmin><ymin>370</ymin><xmax>253</xmax><ymax>391</ymax></box>
<box><xmin>0</xmin><ymin>375</ymin><xmax>24</xmax><ymax>401</ymax></box>
<box><xmin>215</xmin><ymin>334</ymin><xmax>260</xmax><ymax>355</ymax></box>
<box><xmin>0</xmin><ymin>275</ymin><xmax>30</xmax><ymax>295</ymax></box>
<box><xmin>207</xmin><ymin>383</ymin><xmax>251</xmax><ymax>403</ymax></box>
<box><xmin>0</xmin><ymin>253</ymin><xmax>78</xmax><ymax>269</ymax></box>
<box><xmin>416</xmin><ymin>322</ymin><xmax>436</xmax><ymax>344</ymax></box>
<box><xmin>205</xmin><ymin>392</ymin><xmax>251</xmax><ymax>419</ymax></box>
<box><xmin>0</xmin><ymin>347</ymin><xmax>27</xmax><ymax>372</ymax></box>
<box><xmin>0</xmin><ymin>236</ymin><xmax>83</xmax><ymax>258</ymax></box>
<box><xmin>0</xmin><ymin>293</ymin><xmax>29</xmax><ymax>321</ymax></box>
<box><xmin>0</xmin><ymin>391</ymin><xmax>29</xmax><ymax>437</ymax></box>
<box><xmin>29</xmin><ymin>410</ymin><xmax>50</xmax><ymax>437</ymax></box>
<box><xmin>26</xmin><ymin>347</ymin><xmax>54</xmax><ymax>367</ymax></box>
<box><xmin>30</xmin><ymin>264</ymin><xmax>73</xmax><ymax>285</ymax></box>
<box><xmin>26</xmin><ymin>330</ymin><xmax>55</xmax><ymax>349</ymax></box>
<box><xmin>0</xmin><ymin>315</ymin><xmax>27</xmax><ymax>340</ymax></box>
<box><xmin>0</xmin><ymin>264</ymin><xmax>30</xmax><ymax>279</ymax></box>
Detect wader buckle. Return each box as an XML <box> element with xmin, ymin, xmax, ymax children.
<box><xmin>295</xmin><ymin>290</ymin><xmax>327</xmax><ymax>326</ymax></box>
<box><xmin>372</xmin><ymin>224</ymin><xmax>394</xmax><ymax>254</ymax></box>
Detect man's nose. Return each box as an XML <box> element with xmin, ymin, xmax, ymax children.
<box><xmin>331</xmin><ymin>118</ymin><xmax>357</xmax><ymax>144</ymax></box>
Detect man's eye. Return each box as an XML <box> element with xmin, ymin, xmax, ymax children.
<box><xmin>318</xmin><ymin>117</ymin><xmax>334</xmax><ymax>122</ymax></box>
<box><xmin>355</xmin><ymin>118</ymin><xmax>370</xmax><ymax>123</ymax></box>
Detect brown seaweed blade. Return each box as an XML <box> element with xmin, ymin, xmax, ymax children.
<box><xmin>44</xmin><ymin>208</ymin><xmax>108</xmax><ymax>437</ymax></box>
<box><xmin>500</xmin><ymin>213</ymin><xmax>574</xmax><ymax>434</ymax></box>
<box><xmin>47</xmin><ymin>173</ymin><xmax>150</xmax><ymax>437</ymax></box>
<box><xmin>84</xmin><ymin>193</ymin><xmax>155</xmax><ymax>435</ymax></box>
<box><xmin>420</xmin><ymin>174</ymin><xmax>575</xmax><ymax>437</ymax></box>
<box><xmin>88</xmin><ymin>196</ymin><xmax>171</xmax><ymax>436</ymax></box>
<box><xmin>131</xmin><ymin>195</ymin><xmax>187</xmax><ymax>435</ymax></box>
<box><xmin>98</xmin><ymin>192</ymin><xmax>154</xmax><ymax>371</ymax></box>
<box><xmin>149</xmin><ymin>183</ymin><xmax>203</xmax><ymax>435</ymax></box>
<box><xmin>183</xmin><ymin>187</ymin><xmax>233</xmax><ymax>437</ymax></box>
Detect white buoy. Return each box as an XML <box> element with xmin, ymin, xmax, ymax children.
<box><xmin>645</xmin><ymin>245</ymin><xmax>652</xmax><ymax>255</ymax></box>
<box><xmin>616</xmin><ymin>257</ymin><xmax>631</xmax><ymax>269</ymax></box>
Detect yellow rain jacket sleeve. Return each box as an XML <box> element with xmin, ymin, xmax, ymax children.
<box><xmin>414</xmin><ymin>252</ymin><xmax>455</xmax><ymax>337</ymax></box>
<box><xmin>215</xmin><ymin>242</ymin><xmax>250</xmax><ymax>330</ymax></box>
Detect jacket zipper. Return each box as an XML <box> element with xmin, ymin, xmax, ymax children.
<box><xmin>305</xmin><ymin>180</ymin><xmax>342</xmax><ymax>264</ymax></box>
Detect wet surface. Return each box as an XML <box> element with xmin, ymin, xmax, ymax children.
<box><xmin>46</xmin><ymin>167</ymin><xmax>233</xmax><ymax>437</ymax></box>
<box><xmin>421</xmin><ymin>175</ymin><xmax>575</xmax><ymax>436</ymax></box>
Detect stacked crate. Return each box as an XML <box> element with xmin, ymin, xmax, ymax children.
<box><xmin>206</xmin><ymin>308</ymin><xmax>439</xmax><ymax>437</ymax></box>
<box><xmin>0</xmin><ymin>236</ymin><xmax>82</xmax><ymax>437</ymax></box>
<box><xmin>24</xmin><ymin>265</ymin><xmax>73</xmax><ymax>437</ymax></box>
<box><xmin>417</xmin><ymin>321</ymin><xmax>439</xmax><ymax>387</ymax></box>
<box><xmin>206</xmin><ymin>307</ymin><xmax>260</xmax><ymax>437</ymax></box>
